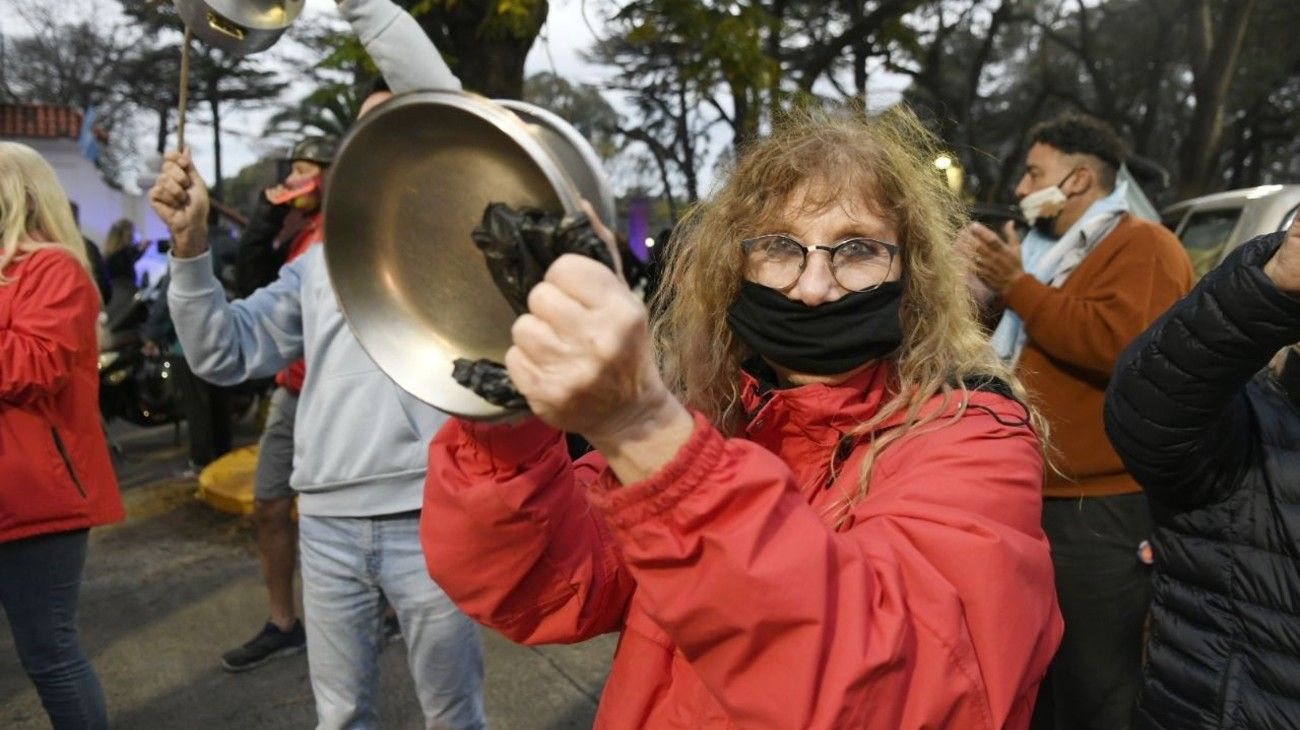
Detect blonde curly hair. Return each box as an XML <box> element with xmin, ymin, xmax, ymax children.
<box><xmin>652</xmin><ymin>103</ymin><xmax>1045</xmax><ymax>525</ymax></box>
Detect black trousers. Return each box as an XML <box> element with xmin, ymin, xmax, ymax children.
<box><xmin>1031</xmin><ymin>493</ymin><xmax>1153</xmax><ymax>730</ymax></box>
<box><xmin>174</xmin><ymin>357</ymin><xmax>233</xmax><ymax>467</ymax></box>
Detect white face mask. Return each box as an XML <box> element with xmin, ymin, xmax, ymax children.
<box><xmin>1018</xmin><ymin>168</ymin><xmax>1079</xmax><ymax>231</ymax></box>
<box><xmin>1019</xmin><ymin>185</ymin><xmax>1068</xmax><ymax>226</ymax></box>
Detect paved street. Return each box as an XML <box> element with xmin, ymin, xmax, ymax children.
<box><xmin>0</xmin><ymin>417</ymin><xmax>614</xmax><ymax>729</ymax></box>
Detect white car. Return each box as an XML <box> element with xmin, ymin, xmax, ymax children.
<box><xmin>1161</xmin><ymin>184</ymin><xmax>1300</xmax><ymax>277</ymax></box>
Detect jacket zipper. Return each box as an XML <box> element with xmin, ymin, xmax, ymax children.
<box><xmin>50</xmin><ymin>428</ymin><xmax>88</xmax><ymax>499</ymax></box>
<box><xmin>826</xmin><ymin>434</ymin><xmax>857</xmax><ymax>489</ymax></box>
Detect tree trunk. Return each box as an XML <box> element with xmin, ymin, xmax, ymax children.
<box><xmin>452</xmin><ymin>38</ymin><xmax>533</xmax><ymax>99</ymax></box>
<box><xmin>849</xmin><ymin>0</ymin><xmax>867</xmax><ymax>98</ymax></box>
<box><xmin>156</xmin><ymin>104</ymin><xmax>168</xmax><ymax>155</ymax></box>
<box><xmin>676</xmin><ymin>82</ymin><xmax>699</xmax><ymax>202</ymax></box>
<box><xmin>406</xmin><ymin>0</ymin><xmax>548</xmax><ymax>100</ymax></box>
<box><xmin>653</xmin><ymin>154</ymin><xmax>679</xmax><ymax>223</ymax></box>
<box><xmin>730</xmin><ymin>82</ymin><xmax>756</xmax><ymax>149</ymax></box>
<box><xmin>1176</xmin><ymin>0</ymin><xmax>1256</xmax><ymax>197</ymax></box>
<box><xmin>208</xmin><ymin>82</ymin><xmax>223</xmax><ymax>207</ymax></box>
<box><xmin>991</xmin><ymin>88</ymin><xmax>1049</xmax><ymax>201</ymax></box>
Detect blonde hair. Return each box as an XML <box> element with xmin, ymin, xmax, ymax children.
<box><xmin>652</xmin><ymin>104</ymin><xmax>1045</xmax><ymax>526</ymax></box>
<box><xmin>104</xmin><ymin>218</ymin><xmax>136</xmax><ymax>256</ymax></box>
<box><xmin>0</xmin><ymin>141</ymin><xmax>90</xmax><ymax>285</ymax></box>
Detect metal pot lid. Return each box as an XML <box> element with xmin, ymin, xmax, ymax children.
<box><xmin>207</xmin><ymin>0</ymin><xmax>304</xmax><ymax>29</ymax></box>
<box><xmin>173</xmin><ymin>0</ymin><xmax>295</xmax><ymax>56</ymax></box>
<box><xmin>496</xmin><ymin>100</ymin><xmax>616</xmax><ymax>228</ymax></box>
<box><xmin>323</xmin><ymin>90</ymin><xmax>582</xmax><ymax>421</ymax></box>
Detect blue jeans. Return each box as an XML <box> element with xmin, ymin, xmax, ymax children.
<box><xmin>299</xmin><ymin>513</ymin><xmax>485</xmax><ymax>730</ymax></box>
<box><xmin>0</xmin><ymin>529</ymin><xmax>108</xmax><ymax>730</ymax></box>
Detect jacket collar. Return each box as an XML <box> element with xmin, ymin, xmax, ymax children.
<box><xmin>739</xmin><ymin>357</ymin><xmax>897</xmax><ymax>447</ymax></box>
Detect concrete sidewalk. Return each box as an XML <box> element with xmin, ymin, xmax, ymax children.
<box><xmin>0</xmin><ymin>420</ymin><xmax>614</xmax><ymax>728</ymax></box>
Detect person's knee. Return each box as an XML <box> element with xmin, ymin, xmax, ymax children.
<box><xmin>252</xmin><ymin>498</ymin><xmax>294</xmax><ymax>532</ymax></box>
<box><xmin>15</xmin><ymin>631</ymin><xmax>83</xmax><ymax>679</ymax></box>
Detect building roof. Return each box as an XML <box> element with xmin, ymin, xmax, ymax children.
<box><xmin>0</xmin><ymin>103</ymin><xmax>108</xmax><ymax>142</ymax></box>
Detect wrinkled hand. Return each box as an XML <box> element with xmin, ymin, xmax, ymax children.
<box><xmin>968</xmin><ymin>221</ymin><xmax>1025</xmax><ymax>295</ymax></box>
<box><xmin>147</xmin><ymin>148</ymin><xmax>209</xmax><ymax>258</ymax></box>
<box><xmin>1264</xmin><ymin>215</ymin><xmax>1300</xmax><ymax>296</ymax></box>
<box><xmin>504</xmin><ymin>254</ymin><xmax>678</xmax><ymax>443</ymax></box>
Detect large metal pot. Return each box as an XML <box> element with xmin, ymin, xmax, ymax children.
<box><xmin>324</xmin><ymin>90</ymin><xmax>613</xmax><ymax>421</ymax></box>
<box><xmin>173</xmin><ymin>0</ymin><xmax>304</xmax><ymax>56</ymax></box>
<box><xmin>496</xmin><ymin>100</ymin><xmax>617</xmax><ymax>228</ymax></box>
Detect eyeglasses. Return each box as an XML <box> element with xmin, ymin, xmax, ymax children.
<box><xmin>740</xmin><ymin>234</ymin><xmax>899</xmax><ymax>292</ymax></box>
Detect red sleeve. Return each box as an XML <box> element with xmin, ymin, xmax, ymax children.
<box><xmin>585</xmin><ymin>401</ymin><xmax>1062</xmax><ymax>728</ymax></box>
<box><xmin>421</xmin><ymin>416</ymin><xmax>635</xmax><ymax>644</ymax></box>
<box><xmin>0</xmin><ymin>250</ymin><xmax>98</xmax><ymax>404</ymax></box>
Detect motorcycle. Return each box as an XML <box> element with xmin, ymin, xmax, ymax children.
<box><xmin>98</xmin><ymin>271</ymin><xmax>268</xmax><ymax>459</ymax></box>
<box><xmin>99</xmin><ymin>283</ymin><xmax>185</xmax><ymax>429</ymax></box>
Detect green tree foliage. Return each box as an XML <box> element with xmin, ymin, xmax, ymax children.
<box><xmin>266</xmin><ymin>0</ymin><xmax>550</xmax><ymax>147</ymax></box>
<box><xmin>401</xmin><ymin>0</ymin><xmax>548</xmax><ymax>98</ymax></box>
<box><xmin>262</xmin><ymin>14</ymin><xmax>379</xmax><ymax>142</ymax></box>
<box><xmin>0</xmin><ymin>0</ymin><xmax>142</xmax><ymax>185</ymax></box>
<box><xmin>120</xmin><ymin>2</ymin><xmax>287</xmax><ymax>203</ymax></box>
<box><xmin>596</xmin><ymin>0</ymin><xmax>1300</xmax><ymax>207</ymax></box>
<box><xmin>523</xmin><ymin>72</ymin><xmax>620</xmax><ymax>158</ymax></box>
<box><xmin>265</xmin><ymin>82</ymin><xmax>364</xmax><ymax>141</ymax></box>
<box><xmin>1</xmin><ymin>0</ymin><xmax>288</xmax><ymax>196</ymax></box>
<box><xmin>895</xmin><ymin>0</ymin><xmax>1300</xmax><ymax>201</ymax></box>
<box><xmin>592</xmin><ymin>0</ymin><xmax>924</xmax><ymax>210</ymax></box>
<box><xmin>222</xmin><ymin>156</ymin><xmax>282</xmax><ymax>219</ymax></box>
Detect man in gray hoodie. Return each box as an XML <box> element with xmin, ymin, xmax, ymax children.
<box><xmin>148</xmin><ymin>1</ymin><xmax>486</xmax><ymax>727</ymax></box>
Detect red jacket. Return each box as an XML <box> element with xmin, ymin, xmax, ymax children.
<box><xmin>423</xmin><ymin>363</ymin><xmax>1063</xmax><ymax>728</ymax></box>
<box><xmin>0</xmin><ymin>248</ymin><xmax>124</xmax><ymax>542</ymax></box>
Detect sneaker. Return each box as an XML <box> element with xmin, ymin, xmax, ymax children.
<box><xmin>221</xmin><ymin>620</ymin><xmax>306</xmax><ymax>672</ymax></box>
<box><xmin>382</xmin><ymin>613</ymin><xmax>401</xmax><ymax>645</ymax></box>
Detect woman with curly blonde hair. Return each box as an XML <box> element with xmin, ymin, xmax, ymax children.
<box><xmin>422</xmin><ymin>105</ymin><xmax>1063</xmax><ymax>728</ymax></box>
<box><xmin>0</xmin><ymin>141</ymin><xmax>123</xmax><ymax>730</ymax></box>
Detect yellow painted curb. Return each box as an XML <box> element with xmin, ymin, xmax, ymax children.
<box><xmin>196</xmin><ymin>445</ymin><xmax>260</xmax><ymax>516</ymax></box>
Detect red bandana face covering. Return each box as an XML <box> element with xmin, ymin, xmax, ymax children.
<box><xmin>269</xmin><ymin>175</ymin><xmax>321</xmax><ymax>206</ymax></box>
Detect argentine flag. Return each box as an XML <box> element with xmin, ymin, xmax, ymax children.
<box><xmin>77</xmin><ymin>107</ymin><xmax>100</xmax><ymax>164</ymax></box>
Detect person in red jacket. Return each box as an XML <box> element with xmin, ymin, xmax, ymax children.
<box><xmin>422</xmin><ymin>107</ymin><xmax>1064</xmax><ymax>728</ymax></box>
<box><xmin>0</xmin><ymin>141</ymin><xmax>125</xmax><ymax>729</ymax></box>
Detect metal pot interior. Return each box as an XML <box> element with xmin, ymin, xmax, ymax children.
<box><xmin>324</xmin><ymin>90</ymin><xmax>582</xmax><ymax>420</ymax></box>
<box><xmin>497</xmin><ymin>100</ymin><xmax>617</xmax><ymax>228</ymax></box>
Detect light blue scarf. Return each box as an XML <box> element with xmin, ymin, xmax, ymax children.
<box><xmin>990</xmin><ymin>181</ymin><xmax>1133</xmax><ymax>363</ymax></box>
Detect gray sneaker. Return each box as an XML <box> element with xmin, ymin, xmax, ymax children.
<box><xmin>221</xmin><ymin>620</ymin><xmax>306</xmax><ymax>672</ymax></box>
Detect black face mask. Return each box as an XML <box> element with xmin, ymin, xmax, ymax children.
<box><xmin>726</xmin><ymin>280</ymin><xmax>904</xmax><ymax>376</ymax></box>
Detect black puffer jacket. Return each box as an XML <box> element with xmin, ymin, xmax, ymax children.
<box><xmin>233</xmin><ymin>197</ymin><xmax>292</xmax><ymax>298</ymax></box>
<box><xmin>1104</xmin><ymin>232</ymin><xmax>1300</xmax><ymax>730</ymax></box>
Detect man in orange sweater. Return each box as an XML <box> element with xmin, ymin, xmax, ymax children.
<box><xmin>964</xmin><ymin>114</ymin><xmax>1194</xmax><ymax>730</ymax></box>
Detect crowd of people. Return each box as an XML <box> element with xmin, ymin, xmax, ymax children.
<box><xmin>3</xmin><ymin>0</ymin><xmax>1299</xmax><ymax>728</ymax></box>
